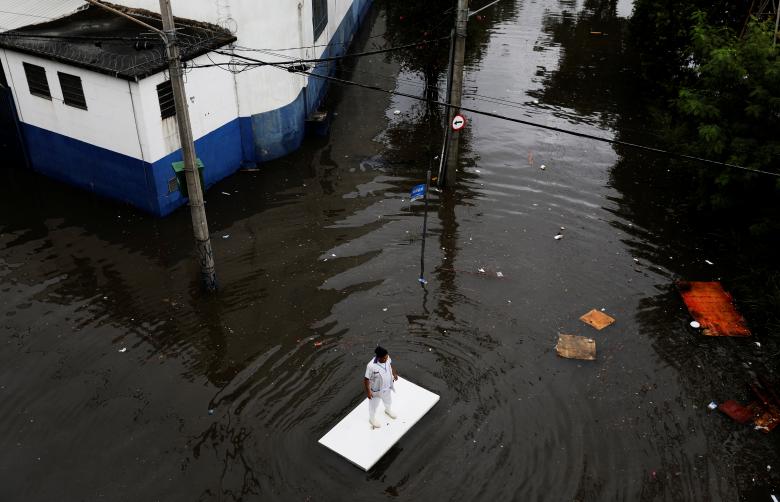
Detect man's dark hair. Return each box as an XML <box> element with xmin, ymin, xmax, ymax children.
<box><xmin>374</xmin><ymin>346</ymin><xmax>388</xmax><ymax>358</ymax></box>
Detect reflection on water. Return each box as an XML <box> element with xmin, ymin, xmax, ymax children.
<box><xmin>0</xmin><ymin>1</ymin><xmax>777</xmax><ymax>500</ymax></box>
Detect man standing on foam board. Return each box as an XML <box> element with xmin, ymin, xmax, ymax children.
<box><xmin>364</xmin><ymin>346</ymin><xmax>398</xmax><ymax>428</ymax></box>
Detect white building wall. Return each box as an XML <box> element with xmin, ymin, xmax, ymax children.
<box><xmin>0</xmin><ymin>49</ymin><xmax>143</xmax><ymax>160</ymax></box>
<box><xmin>116</xmin><ymin>0</ymin><xmax>359</xmax><ymax>116</ymax></box>
<box><xmin>134</xmin><ymin>53</ymin><xmax>240</xmax><ymax>163</ymax></box>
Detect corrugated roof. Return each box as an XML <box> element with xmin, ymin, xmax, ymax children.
<box><xmin>0</xmin><ymin>0</ymin><xmax>85</xmax><ymax>31</ymax></box>
<box><xmin>0</xmin><ymin>3</ymin><xmax>235</xmax><ymax>80</ymax></box>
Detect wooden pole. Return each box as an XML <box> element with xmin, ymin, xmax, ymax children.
<box><xmin>444</xmin><ymin>0</ymin><xmax>469</xmax><ymax>188</ymax></box>
<box><xmin>159</xmin><ymin>0</ymin><xmax>218</xmax><ymax>291</ymax></box>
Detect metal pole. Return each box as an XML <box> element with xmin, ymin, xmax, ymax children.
<box><xmin>419</xmin><ymin>168</ymin><xmax>432</xmax><ymax>285</ymax></box>
<box><xmin>159</xmin><ymin>0</ymin><xmax>218</xmax><ymax>291</ymax></box>
<box><xmin>444</xmin><ymin>0</ymin><xmax>468</xmax><ymax>188</ymax></box>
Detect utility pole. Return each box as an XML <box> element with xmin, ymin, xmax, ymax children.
<box><xmin>158</xmin><ymin>0</ymin><xmax>217</xmax><ymax>291</ymax></box>
<box><xmin>443</xmin><ymin>0</ymin><xmax>469</xmax><ymax>188</ymax></box>
<box><xmin>84</xmin><ymin>0</ymin><xmax>218</xmax><ymax>291</ymax></box>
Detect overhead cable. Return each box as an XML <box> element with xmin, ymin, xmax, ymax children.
<box><xmin>209</xmin><ymin>52</ymin><xmax>779</xmax><ymax>178</ymax></box>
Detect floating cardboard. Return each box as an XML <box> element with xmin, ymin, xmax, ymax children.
<box><xmin>718</xmin><ymin>400</ymin><xmax>758</xmax><ymax>424</ymax></box>
<box><xmin>754</xmin><ymin>406</ymin><xmax>780</xmax><ymax>433</ymax></box>
<box><xmin>580</xmin><ymin>309</ymin><xmax>615</xmax><ymax>330</ymax></box>
<box><xmin>555</xmin><ymin>334</ymin><xmax>596</xmax><ymax>360</ymax></box>
<box><xmin>677</xmin><ymin>281</ymin><xmax>751</xmax><ymax>337</ymax></box>
<box><xmin>318</xmin><ymin>377</ymin><xmax>439</xmax><ymax>471</ymax></box>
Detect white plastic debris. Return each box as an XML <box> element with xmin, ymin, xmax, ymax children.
<box><xmin>690</xmin><ymin>321</ymin><xmax>701</xmax><ymax>329</ymax></box>
<box><xmin>554</xmin><ymin>234</ymin><xmax>563</xmax><ymax>240</ymax></box>
<box><xmin>393</xmin><ymin>110</ymin><xmax>401</xmax><ymax>115</ymax></box>
<box><xmin>633</xmin><ymin>258</ymin><xmax>640</xmax><ymax>263</ymax></box>
<box><xmin>382</xmin><ymin>308</ymin><xmax>388</xmax><ymax>312</ymax></box>
<box><xmin>770</xmin><ymin>494</ymin><xmax>778</xmax><ymax>502</ymax></box>
<box><xmin>705</xmin><ymin>259</ymin><xmax>714</xmax><ymax>265</ymax></box>
<box><xmin>707</xmin><ymin>401</ymin><xmax>718</xmax><ymax>410</ymax></box>
<box><xmin>478</xmin><ymin>268</ymin><xmax>486</xmax><ymax>273</ymax></box>
<box><xmin>540</xmin><ymin>164</ymin><xmax>546</xmax><ymax>170</ymax></box>
<box><xmin>533</xmin><ymin>99</ymin><xmax>540</xmax><ymax>104</ymax></box>
<box><xmin>221</xmin><ymin>191</ymin><xmax>231</xmax><ymax>196</ymax></box>
<box><xmin>331</xmin><ymin>253</ymin><xmax>336</xmax><ymax>257</ymax></box>
<box><xmin>118</xmin><ymin>347</ymin><xmax>127</xmax><ymax>353</ymax></box>
<box><xmin>222</xmin><ymin>234</ymin><xmax>230</xmax><ymax>239</ymax></box>
<box><xmin>496</xmin><ymin>271</ymin><xmax>504</xmax><ymax>278</ymax></box>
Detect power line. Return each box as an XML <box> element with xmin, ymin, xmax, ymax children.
<box><xmin>0</xmin><ymin>9</ymin><xmax>52</xmax><ymax>20</ymax></box>
<box><xmin>223</xmin><ymin>36</ymin><xmax>449</xmax><ymax>65</ymax></box>
<box><xmin>206</xmin><ymin>52</ymin><xmax>779</xmax><ymax>178</ymax></box>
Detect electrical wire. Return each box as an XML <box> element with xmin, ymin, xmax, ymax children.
<box><xmin>201</xmin><ymin>52</ymin><xmax>779</xmax><ymax>178</ymax></box>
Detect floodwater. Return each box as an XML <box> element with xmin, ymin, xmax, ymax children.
<box><xmin>1</xmin><ymin>1</ymin><xmax>778</xmax><ymax>500</ymax></box>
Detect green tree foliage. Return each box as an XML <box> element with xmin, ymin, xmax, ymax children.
<box><xmin>672</xmin><ymin>14</ymin><xmax>780</xmax><ymax>224</ymax></box>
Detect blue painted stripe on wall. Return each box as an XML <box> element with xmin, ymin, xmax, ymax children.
<box><xmin>152</xmin><ymin>117</ymin><xmax>243</xmax><ymax>216</ymax></box>
<box><xmin>21</xmin><ymin>122</ymin><xmax>158</xmax><ymax>213</ymax></box>
<box><xmin>21</xmin><ymin>117</ymin><xmax>243</xmax><ymax>217</ymax></box>
<box><xmin>247</xmin><ymin>0</ymin><xmax>374</xmax><ymax>163</ymax></box>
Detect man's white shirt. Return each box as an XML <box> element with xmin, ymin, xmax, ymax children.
<box><xmin>365</xmin><ymin>357</ymin><xmax>393</xmax><ymax>393</ymax></box>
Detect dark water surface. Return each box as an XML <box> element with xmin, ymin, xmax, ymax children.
<box><xmin>1</xmin><ymin>1</ymin><xmax>778</xmax><ymax>500</ymax></box>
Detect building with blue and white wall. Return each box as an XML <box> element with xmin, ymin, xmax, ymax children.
<box><xmin>0</xmin><ymin>0</ymin><xmax>372</xmax><ymax>216</ymax></box>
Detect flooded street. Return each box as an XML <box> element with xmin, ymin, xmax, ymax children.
<box><xmin>1</xmin><ymin>0</ymin><xmax>778</xmax><ymax>500</ymax></box>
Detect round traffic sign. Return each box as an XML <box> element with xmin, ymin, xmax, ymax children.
<box><xmin>451</xmin><ymin>114</ymin><xmax>466</xmax><ymax>131</ymax></box>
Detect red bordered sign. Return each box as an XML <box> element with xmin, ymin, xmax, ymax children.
<box><xmin>451</xmin><ymin>114</ymin><xmax>466</xmax><ymax>131</ymax></box>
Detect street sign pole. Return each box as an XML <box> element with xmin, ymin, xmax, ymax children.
<box><xmin>419</xmin><ymin>168</ymin><xmax>432</xmax><ymax>285</ymax></box>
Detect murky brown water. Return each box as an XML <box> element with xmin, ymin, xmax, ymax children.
<box><xmin>1</xmin><ymin>1</ymin><xmax>778</xmax><ymax>500</ymax></box>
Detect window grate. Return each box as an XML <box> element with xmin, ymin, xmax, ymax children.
<box><xmin>23</xmin><ymin>62</ymin><xmax>50</xmax><ymax>99</ymax></box>
<box><xmin>312</xmin><ymin>0</ymin><xmax>328</xmax><ymax>41</ymax></box>
<box><xmin>57</xmin><ymin>72</ymin><xmax>87</xmax><ymax>109</ymax></box>
<box><xmin>156</xmin><ymin>80</ymin><xmax>176</xmax><ymax>119</ymax></box>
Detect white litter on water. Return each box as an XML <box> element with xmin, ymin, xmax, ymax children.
<box><xmin>496</xmin><ymin>271</ymin><xmax>504</xmax><ymax>278</ymax></box>
<box><xmin>540</xmin><ymin>164</ymin><xmax>546</xmax><ymax>170</ymax></box>
<box><xmin>222</xmin><ymin>234</ymin><xmax>230</xmax><ymax>239</ymax></box>
<box><xmin>118</xmin><ymin>348</ymin><xmax>127</xmax><ymax>353</ymax></box>
<box><xmin>755</xmin><ymin>342</ymin><xmax>762</xmax><ymax>347</ymax></box>
<box><xmin>707</xmin><ymin>401</ymin><xmax>718</xmax><ymax>410</ymax></box>
<box><xmin>690</xmin><ymin>321</ymin><xmax>701</xmax><ymax>329</ymax></box>
<box><xmin>221</xmin><ymin>192</ymin><xmax>231</xmax><ymax>196</ymax></box>
<box><xmin>705</xmin><ymin>259</ymin><xmax>714</xmax><ymax>265</ymax></box>
<box><xmin>393</xmin><ymin>110</ymin><xmax>401</xmax><ymax>115</ymax></box>
<box><xmin>478</xmin><ymin>268</ymin><xmax>486</xmax><ymax>273</ymax></box>
<box><xmin>554</xmin><ymin>234</ymin><xmax>563</xmax><ymax>240</ymax></box>
<box><xmin>770</xmin><ymin>494</ymin><xmax>778</xmax><ymax>502</ymax></box>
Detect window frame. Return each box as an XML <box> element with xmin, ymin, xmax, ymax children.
<box><xmin>156</xmin><ymin>80</ymin><xmax>176</xmax><ymax>119</ymax></box>
<box><xmin>22</xmin><ymin>62</ymin><xmax>51</xmax><ymax>100</ymax></box>
<box><xmin>57</xmin><ymin>71</ymin><xmax>87</xmax><ymax>110</ymax></box>
<box><xmin>312</xmin><ymin>0</ymin><xmax>328</xmax><ymax>41</ymax></box>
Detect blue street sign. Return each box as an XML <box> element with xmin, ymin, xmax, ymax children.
<box><xmin>410</xmin><ymin>183</ymin><xmax>426</xmax><ymax>202</ymax></box>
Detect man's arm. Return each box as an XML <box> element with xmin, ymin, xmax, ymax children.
<box><xmin>363</xmin><ymin>377</ymin><xmax>372</xmax><ymax>399</ymax></box>
<box><xmin>392</xmin><ymin>364</ymin><xmax>398</xmax><ymax>381</ymax></box>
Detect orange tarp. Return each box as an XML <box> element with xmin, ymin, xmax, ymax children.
<box><xmin>677</xmin><ymin>281</ymin><xmax>751</xmax><ymax>337</ymax></box>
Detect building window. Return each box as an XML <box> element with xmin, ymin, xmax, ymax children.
<box><xmin>312</xmin><ymin>0</ymin><xmax>328</xmax><ymax>41</ymax></box>
<box><xmin>57</xmin><ymin>72</ymin><xmax>87</xmax><ymax>109</ymax></box>
<box><xmin>23</xmin><ymin>62</ymin><xmax>51</xmax><ymax>99</ymax></box>
<box><xmin>156</xmin><ymin>80</ymin><xmax>176</xmax><ymax>119</ymax></box>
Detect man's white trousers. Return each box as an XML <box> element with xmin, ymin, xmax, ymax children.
<box><xmin>369</xmin><ymin>388</ymin><xmax>392</xmax><ymax>418</ymax></box>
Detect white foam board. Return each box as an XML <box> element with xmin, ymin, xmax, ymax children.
<box><xmin>318</xmin><ymin>377</ymin><xmax>439</xmax><ymax>471</ymax></box>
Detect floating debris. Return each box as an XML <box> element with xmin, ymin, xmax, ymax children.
<box><xmin>555</xmin><ymin>334</ymin><xmax>596</xmax><ymax>361</ymax></box>
<box><xmin>221</xmin><ymin>191</ymin><xmax>231</xmax><ymax>196</ymax></box>
<box><xmin>580</xmin><ymin>309</ymin><xmax>615</xmax><ymax>330</ymax></box>
<box><xmin>496</xmin><ymin>271</ymin><xmax>504</xmax><ymax>278</ymax></box>
<box><xmin>540</xmin><ymin>164</ymin><xmax>546</xmax><ymax>170</ymax></box>
<box><xmin>554</xmin><ymin>234</ymin><xmax>563</xmax><ymax>240</ymax></box>
<box><xmin>677</xmin><ymin>281</ymin><xmax>751</xmax><ymax>337</ymax></box>
<box><xmin>118</xmin><ymin>347</ymin><xmax>127</xmax><ymax>353</ymax></box>
<box><xmin>690</xmin><ymin>321</ymin><xmax>701</xmax><ymax>329</ymax></box>
<box><xmin>708</xmin><ymin>401</ymin><xmax>718</xmax><ymax>410</ymax></box>
<box><xmin>705</xmin><ymin>259</ymin><xmax>714</xmax><ymax>265</ymax></box>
